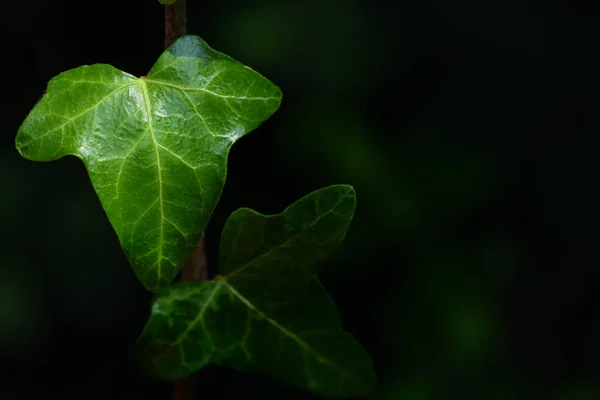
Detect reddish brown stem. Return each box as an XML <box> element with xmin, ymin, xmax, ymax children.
<box><xmin>173</xmin><ymin>236</ymin><xmax>207</xmax><ymax>400</ymax></box>
<box><xmin>181</xmin><ymin>237</ymin><xmax>208</xmax><ymax>281</ymax></box>
<box><xmin>171</xmin><ymin>374</ymin><xmax>197</xmax><ymax>400</ymax></box>
<box><xmin>165</xmin><ymin>2</ymin><xmax>203</xmax><ymax>399</ymax></box>
<box><xmin>165</xmin><ymin>0</ymin><xmax>187</xmax><ymax>49</ymax></box>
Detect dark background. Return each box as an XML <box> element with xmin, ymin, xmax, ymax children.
<box><xmin>1</xmin><ymin>0</ymin><xmax>599</xmax><ymax>399</ymax></box>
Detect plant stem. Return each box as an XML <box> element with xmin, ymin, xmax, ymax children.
<box><xmin>164</xmin><ymin>0</ymin><xmax>208</xmax><ymax>283</ymax></box>
<box><xmin>172</xmin><ymin>374</ymin><xmax>198</xmax><ymax>400</ymax></box>
<box><xmin>181</xmin><ymin>237</ymin><xmax>208</xmax><ymax>281</ymax></box>
<box><xmin>164</xmin><ymin>2</ymin><xmax>204</xmax><ymax>399</ymax></box>
<box><xmin>165</xmin><ymin>0</ymin><xmax>187</xmax><ymax>49</ymax></box>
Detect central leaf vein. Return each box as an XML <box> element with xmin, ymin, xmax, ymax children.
<box><xmin>139</xmin><ymin>79</ymin><xmax>165</xmax><ymax>279</ymax></box>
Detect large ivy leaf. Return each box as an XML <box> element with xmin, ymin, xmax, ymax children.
<box><xmin>15</xmin><ymin>35</ymin><xmax>282</xmax><ymax>291</ymax></box>
<box><xmin>136</xmin><ymin>185</ymin><xmax>377</xmax><ymax>397</ymax></box>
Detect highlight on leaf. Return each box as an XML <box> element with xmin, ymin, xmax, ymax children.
<box><xmin>15</xmin><ymin>35</ymin><xmax>282</xmax><ymax>292</ymax></box>
<box><xmin>136</xmin><ymin>185</ymin><xmax>377</xmax><ymax>398</ymax></box>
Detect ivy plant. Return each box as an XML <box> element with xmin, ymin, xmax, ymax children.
<box><xmin>15</xmin><ymin>2</ymin><xmax>376</xmax><ymax>398</ymax></box>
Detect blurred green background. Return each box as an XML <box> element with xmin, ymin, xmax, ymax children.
<box><xmin>1</xmin><ymin>0</ymin><xmax>599</xmax><ymax>399</ymax></box>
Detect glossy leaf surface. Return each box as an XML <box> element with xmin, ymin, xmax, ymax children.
<box><xmin>15</xmin><ymin>35</ymin><xmax>282</xmax><ymax>291</ymax></box>
<box><xmin>137</xmin><ymin>185</ymin><xmax>377</xmax><ymax>397</ymax></box>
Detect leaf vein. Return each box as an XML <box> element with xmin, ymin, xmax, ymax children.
<box><xmin>145</xmin><ymin>79</ymin><xmax>280</xmax><ymax>101</ymax></box>
<box><xmin>140</xmin><ymin>80</ymin><xmax>165</xmax><ymax>281</ymax></box>
<box><xmin>221</xmin><ymin>280</ymin><xmax>350</xmax><ymax>379</ymax></box>
<box><xmin>224</xmin><ymin>192</ymin><xmax>350</xmax><ymax>280</ymax></box>
<box><xmin>18</xmin><ymin>81</ymin><xmax>137</xmax><ymax>149</ymax></box>
<box><xmin>172</xmin><ymin>283</ymin><xmax>223</xmax><ymax>346</ymax></box>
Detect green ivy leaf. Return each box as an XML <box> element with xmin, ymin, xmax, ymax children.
<box><xmin>158</xmin><ymin>0</ymin><xmax>178</xmax><ymax>4</ymax></box>
<box><xmin>15</xmin><ymin>36</ymin><xmax>282</xmax><ymax>291</ymax></box>
<box><xmin>136</xmin><ymin>185</ymin><xmax>377</xmax><ymax>397</ymax></box>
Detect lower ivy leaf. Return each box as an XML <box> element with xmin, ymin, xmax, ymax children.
<box><xmin>136</xmin><ymin>185</ymin><xmax>377</xmax><ymax>398</ymax></box>
<box><xmin>15</xmin><ymin>35</ymin><xmax>282</xmax><ymax>291</ymax></box>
